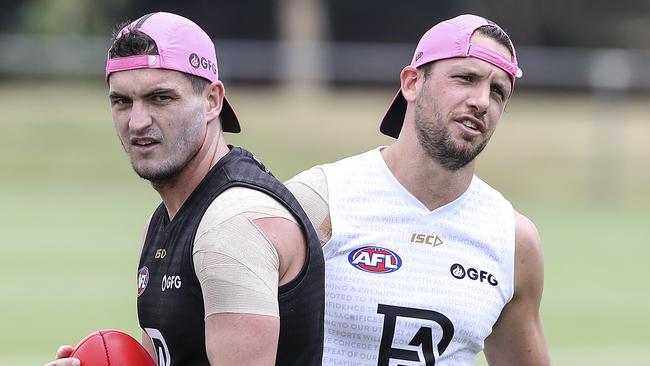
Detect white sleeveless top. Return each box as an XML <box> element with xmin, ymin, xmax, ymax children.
<box><xmin>319</xmin><ymin>148</ymin><xmax>515</xmax><ymax>365</ymax></box>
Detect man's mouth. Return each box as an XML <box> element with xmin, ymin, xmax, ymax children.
<box><xmin>461</xmin><ymin>119</ymin><xmax>478</xmax><ymax>130</ymax></box>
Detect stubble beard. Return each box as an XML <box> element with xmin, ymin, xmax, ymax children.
<box><xmin>127</xmin><ymin>108</ymin><xmax>206</xmax><ymax>185</ymax></box>
<box><xmin>414</xmin><ymin>95</ymin><xmax>491</xmax><ymax>171</ymax></box>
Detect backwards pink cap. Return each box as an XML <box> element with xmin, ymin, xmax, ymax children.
<box><xmin>380</xmin><ymin>14</ymin><xmax>522</xmax><ymax>138</ymax></box>
<box><xmin>106</xmin><ymin>12</ymin><xmax>240</xmax><ymax>133</ymax></box>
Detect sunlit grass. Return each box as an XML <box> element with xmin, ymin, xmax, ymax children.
<box><xmin>1</xmin><ymin>82</ymin><xmax>648</xmax><ymax>365</ymax></box>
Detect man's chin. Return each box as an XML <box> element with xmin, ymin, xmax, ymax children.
<box><xmin>132</xmin><ymin>165</ymin><xmax>172</xmax><ymax>183</ymax></box>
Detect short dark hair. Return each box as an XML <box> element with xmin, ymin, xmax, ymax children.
<box><xmin>475</xmin><ymin>25</ymin><xmax>514</xmax><ymax>56</ymax></box>
<box><xmin>420</xmin><ymin>25</ymin><xmax>514</xmax><ymax>77</ymax></box>
<box><xmin>108</xmin><ymin>23</ymin><xmax>209</xmax><ymax>95</ymax></box>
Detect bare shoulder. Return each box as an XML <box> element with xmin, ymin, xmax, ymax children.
<box><xmin>483</xmin><ymin>210</ymin><xmax>550</xmax><ymax>365</ymax></box>
<box><xmin>514</xmin><ymin>211</ymin><xmax>541</xmax><ymax>254</ymax></box>
<box><xmin>513</xmin><ymin>211</ymin><xmax>544</xmax><ymax>292</ymax></box>
<box><xmin>254</xmin><ymin>215</ymin><xmax>306</xmax><ymax>286</ymax></box>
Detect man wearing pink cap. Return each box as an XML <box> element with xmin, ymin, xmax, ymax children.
<box><xmin>47</xmin><ymin>12</ymin><xmax>323</xmax><ymax>366</ymax></box>
<box><xmin>287</xmin><ymin>14</ymin><xmax>550</xmax><ymax>365</ymax></box>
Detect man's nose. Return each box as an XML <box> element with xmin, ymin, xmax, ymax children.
<box><xmin>129</xmin><ymin>101</ymin><xmax>153</xmax><ymax>131</ymax></box>
<box><xmin>467</xmin><ymin>84</ymin><xmax>490</xmax><ymax>114</ymax></box>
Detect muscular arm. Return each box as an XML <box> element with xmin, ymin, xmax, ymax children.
<box><xmin>203</xmin><ymin>218</ymin><xmax>306</xmax><ymax>365</ymax></box>
<box><xmin>483</xmin><ymin>212</ymin><xmax>550</xmax><ymax>366</ymax></box>
<box><xmin>195</xmin><ymin>188</ymin><xmax>306</xmax><ymax>365</ymax></box>
<box><xmin>205</xmin><ymin>313</ymin><xmax>279</xmax><ymax>365</ymax></box>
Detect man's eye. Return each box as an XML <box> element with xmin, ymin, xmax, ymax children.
<box><xmin>491</xmin><ymin>87</ymin><xmax>505</xmax><ymax>99</ymax></box>
<box><xmin>455</xmin><ymin>75</ymin><xmax>472</xmax><ymax>81</ymax></box>
<box><xmin>111</xmin><ymin>98</ymin><xmax>130</xmax><ymax>106</ymax></box>
<box><xmin>152</xmin><ymin>95</ymin><xmax>172</xmax><ymax>102</ymax></box>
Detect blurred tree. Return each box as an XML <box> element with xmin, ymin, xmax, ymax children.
<box><xmin>536</xmin><ymin>0</ymin><xmax>650</xmax><ymax>48</ymax></box>
<box><xmin>20</xmin><ymin>0</ymin><xmax>129</xmax><ymax>34</ymax></box>
<box><xmin>126</xmin><ymin>0</ymin><xmax>276</xmax><ymax>39</ymax></box>
<box><xmin>0</xmin><ymin>0</ymin><xmax>23</xmax><ymax>32</ymax></box>
<box><xmin>4</xmin><ymin>0</ymin><xmax>650</xmax><ymax>48</ymax></box>
<box><xmin>328</xmin><ymin>0</ymin><xmax>460</xmax><ymax>43</ymax></box>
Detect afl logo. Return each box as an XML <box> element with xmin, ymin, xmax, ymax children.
<box><xmin>137</xmin><ymin>266</ymin><xmax>149</xmax><ymax>297</ymax></box>
<box><xmin>348</xmin><ymin>246</ymin><xmax>402</xmax><ymax>274</ymax></box>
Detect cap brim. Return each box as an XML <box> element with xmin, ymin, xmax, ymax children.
<box><xmin>221</xmin><ymin>96</ymin><xmax>241</xmax><ymax>133</ymax></box>
<box><xmin>379</xmin><ymin>90</ymin><xmax>407</xmax><ymax>138</ymax></box>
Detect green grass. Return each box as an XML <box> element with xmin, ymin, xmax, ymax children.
<box><xmin>1</xmin><ymin>82</ymin><xmax>649</xmax><ymax>365</ymax></box>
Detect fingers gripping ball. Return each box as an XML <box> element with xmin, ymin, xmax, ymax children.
<box><xmin>70</xmin><ymin>329</ymin><xmax>155</xmax><ymax>366</ymax></box>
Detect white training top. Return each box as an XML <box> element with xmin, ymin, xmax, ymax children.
<box><xmin>286</xmin><ymin>147</ymin><xmax>515</xmax><ymax>366</ymax></box>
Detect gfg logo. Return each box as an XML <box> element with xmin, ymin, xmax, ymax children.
<box><xmin>450</xmin><ymin>263</ymin><xmax>498</xmax><ymax>286</ymax></box>
<box><xmin>188</xmin><ymin>53</ymin><xmax>217</xmax><ymax>75</ymax></box>
<box><xmin>161</xmin><ymin>275</ymin><xmax>182</xmax><ymax>292</ymax></box>
<box><xmin>348</xmin><ymin>246</ymin><xmax>402</xmax><ymax>274</ymax></box>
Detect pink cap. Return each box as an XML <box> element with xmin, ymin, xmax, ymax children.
<box><xmin>380</xmin><ymin>14</ymin><xmax>522</xmax><ymax>138</ymax></box>
<box><xmin>106</xmin><ymin>12</ymin><xmax>240</xmax><ymax>133</ymax></box>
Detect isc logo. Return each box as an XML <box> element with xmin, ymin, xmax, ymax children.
<box><xmin>155</xmin><ymin>249</ymin><xmax>167</xmax><ymax>259</ymax></box>
<box><xmin>410</xmin><ymin>233</ymin><xmax>443</xmax><ymax>246</ymax></box>
<box><xmin>348</xmin><ymin>246</ymin><xmax>402</xmax><ymax>274</ymax></box>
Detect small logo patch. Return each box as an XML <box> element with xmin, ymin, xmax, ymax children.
<box><xmin>348</xmin><ymin>246</ymin><xmax>402</xmax><ymax>273</ymax></box>
<box><xmin>137</xmin><ymin>266</ymin><xmax>149</xmax><ymax>297</ymax></box>
<box><xmin>450</xmin><ymin>263</ymin><xmax>466</xmax><ymax>279</ymax></box>
<box><xmin>161</xmin><ymin>274</ymin><xmax>182</xmax><ymax>292</ymax></box>
<box><xmin>189</xmin><ymin>53</ymin><xmax>201</xmax><ymax>68</ymax></box>
<box><xmin>188</xmin><ymin>52</ymin><xmax>217</xmax><ymax>75</ymax></box>
<box><xmin>155</xmin><ymin>248</ymin><xmax>167</xmax><ymax>259</ymax></box>
<box><xmin>410</xmin><ymin>233</ymin><xmax>443</xmax><ymax>246</ymax></box>
<box><xmin>415</xmin><ymin>51</ymin><xmax>424</xmax><ymax>62</ymax></box>
<box><xmin>450</xmin><ymin>263</ymin><xmax>498</xmax><ymax>286</ymax></box>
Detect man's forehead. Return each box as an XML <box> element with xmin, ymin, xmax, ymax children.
<box><xmin>109</xmin><ymin>68</ymin><xmax>188</xmax><ymax>93</ymax></box>
<box><xmin>443</xmin><ymin>56</ymin><xmax>511</xmax><ymax>79</ymax></box>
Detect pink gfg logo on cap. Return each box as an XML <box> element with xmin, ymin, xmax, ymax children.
<box><xmin>188</xmin><ymin>52</ymin><xmax>217</xmax><ymax>75</ymax></box>
<box><xmin>189</xmin><ymin>53</ymin><xmax>201</xmax><ymax>68</ymax></box>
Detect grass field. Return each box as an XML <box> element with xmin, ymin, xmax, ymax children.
<box><xmin>1</xmin><ymin>81</ymin><xmax>649</xmax><ymax>365</ymax></box>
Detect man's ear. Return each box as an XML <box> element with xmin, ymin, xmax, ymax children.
<box><xmin>400</xmin><ymin>66</ymin><xmax>423</xmax><ymax>103</ymax></box>
<box><xmin>206</xmin><ymin>81</ymin><xmax>225</xmax><ymax>123</ymax></box>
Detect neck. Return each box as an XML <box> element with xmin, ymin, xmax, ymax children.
<box><xmin>153</xmin><ymin>130</ymin><xmax>229</xmax><ymax>221</ymax></box>
<box><xmin>381</xmin><ymin>133</ymin><xmax>475</xmax><ymax>211</ymax></box>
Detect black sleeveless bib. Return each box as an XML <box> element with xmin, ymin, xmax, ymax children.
<box><xmin>137</xmin><ymin>147</ymin><xmax>324</xmax><ymax>365</ymax></box>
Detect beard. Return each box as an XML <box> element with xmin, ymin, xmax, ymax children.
<box><xmin>131</xmin><ymin>135</ymin><xmax>201</xmax><ymax>184</ymax></box>
<box><xmin>126</xmin><ymin>108</ymin><xmax>206</xmax><ymax>184</ymax></box>
<box><xmin>414</xmin><ymin>97</ymin><xmax>491</xmax><ymax>171</ymax></box>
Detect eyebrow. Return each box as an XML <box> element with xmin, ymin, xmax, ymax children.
<box><xmin>108</xmin><ymin>87</ymin><xmax>177</xmax><ymax>100</ymax></box>
<box><xmin>108</xmin><ymin>91</ymin><xmax>129</xmax><ymax>100</ymax></box>
<box><xmin>144</xmin><ymin>87</ymin><xmax>176</xmax><ymax>98</ymax></box>
<box><xmin>454</xmin><ymin>66</ymin><xmax>511</xmax><ymax>95</ymax></box>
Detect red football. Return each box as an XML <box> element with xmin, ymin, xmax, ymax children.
<box><xmin>70</xmin><ymin>329</ymin><xmax>155</xmax><ymax>366</ymax></box>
